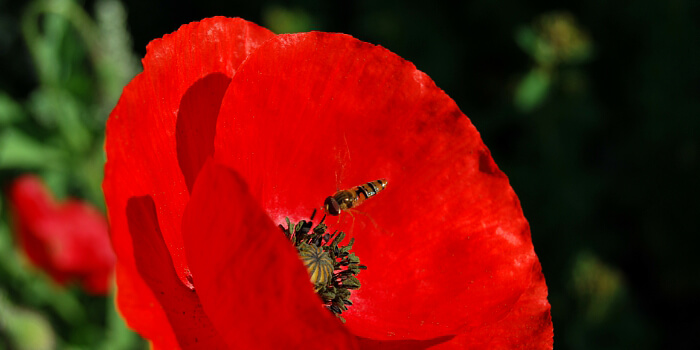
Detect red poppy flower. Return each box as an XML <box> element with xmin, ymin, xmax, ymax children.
<box><xmin>9</xmin><ymin>175</ymin><xmax>115</xmax><ymax>294</ymax></box>
<box><xmin>103</xmin><ymin>17</ymin><xmax>553</xmax><ymax>349</ymax></box>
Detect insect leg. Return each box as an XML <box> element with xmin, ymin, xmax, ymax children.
<box><xmin>347</xmin><ymin>208</ymin><xmax>391</xmax><ymax>236</ymax></box>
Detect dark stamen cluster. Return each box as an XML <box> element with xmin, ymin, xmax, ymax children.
<box><xmin>279</xmin><ymin>209</ymin><xmax>367</xmax><ymax>322</ymax></box>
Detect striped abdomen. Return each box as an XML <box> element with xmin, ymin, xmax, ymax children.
<box><xmin>324</xmin><ymin>179</ymin><xmax>387</xmax><ymax>216</ymax></box>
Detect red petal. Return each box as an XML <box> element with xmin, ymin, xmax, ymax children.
<box><xmin>431</xmin><ymin>261</ymin><xmax>553</xmax><ymax>349</ymax></box>
<box><xmin>103</xmin><ymin>17</ymin><xmax>274</xmax><ymax>343</ymax></box>
<box><xmin>356</xmin><ymin>335</ymin><xmax>456</xmax><ymax>350</ymax></box>
<box><xmin>9</xmin><ymin>176</ymin><xmax>114</xmax><ymax>294</ymax></box>
<box><xmin>176</xmin><ymin>73</ymin><xmax>231</xmax><ymax>192</ymax></box>
<box><xmin>213</xmin><ymin>33</ymin><xmax>550</xmax><ymax>339</ymax></box>
<box><xmin>127</xmin><ymin>195</ymin><xmax>227</xmax><ymax>349</ymax></box>
<box><xmin>182</xmin><ymin>160</ymin><xmax>357</xmax><ymax>349</ymax></box>
<box><xmin>113</xmin><ymin>264</ymin><xmax>179</xmax><ymax>349</ymax></box>
<box><xmin>356</xmin><ymin>263</ymin><xmax>552</xmax><ymax>349</ymax></box>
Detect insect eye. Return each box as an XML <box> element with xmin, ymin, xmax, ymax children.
<box><xmin>324</xmin><ymin>196</ymin><xmax>341</xmax><ymax>215</ymax></box>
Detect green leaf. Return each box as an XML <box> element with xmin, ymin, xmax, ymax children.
<box><xmin>0</xmin><ymin>291</ymin><xmax>56</xmax><ymax>350</ymax></box>
<box><xmin>28</xmin><ymin>89</ymin><xmax>92</xmax><ymax>152</ymax></box>
<box><xmin>0</xmin><ymin>93</ymin><xmax>25</xmax><ymax>125</ymax></box>
<box><xmin>515</xmin><ymin>27</ymin><xmax>538</xmax><ymax>58</ymax></box>
<box><xmin>514</xmin><ymin>68</ymin><xmax>552</xmax><ymax>112</ymax></box>
<box><xmin>0</xmin><ymin>128</ymin><xmax>65</xmax><ymax>170</ymax></box>
<box><xmin>95</xmin><ymin>0</ymin><xmax>140</xmax><ymax>108</ymax></box>
<box><xmin>262</xmin><ymin>5</ymin><xmax>317</xmax><ymax>34</ymax></box>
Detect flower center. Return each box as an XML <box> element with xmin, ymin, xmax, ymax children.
<box><xmin>279</xmin><ymin>210</ymin><xmax>366</xmax><ymax>322</ymax></box>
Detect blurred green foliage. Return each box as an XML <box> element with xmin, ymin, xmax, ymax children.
<box><xmin>1</xmin><ymin>0</ymin><xmax>698</xmax><ymax>349</ymax></box>
<box><xmin>0</xmin><ymin>291</ymin><xmax>56</xmax><ymax>350</ymax></box>
<box><xmin>514</xmin><ymin>12</ymin><xmax>593</xmax><ymax>112</ymax></box>
<box><xmin>262</xmin><ymin>5</ymin><xmax>317</xmax><ymax>34</ymax></box>
<box><xmin>0</xmin><ymin>0</ymin><xmax>143</xmax><ymax>348</ymax></box>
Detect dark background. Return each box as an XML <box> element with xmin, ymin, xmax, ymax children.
<box><xmin>1</xmin><ymin>0</ymin><xmax>698</xmax><ymax>349</ymax></box>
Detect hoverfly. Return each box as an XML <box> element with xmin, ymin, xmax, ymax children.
<box><xmin>323</xmin><ymin>179</ymin><xmax>388</xmax><ymax>216</ymax></box>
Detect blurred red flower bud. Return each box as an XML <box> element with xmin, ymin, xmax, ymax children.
<box><xmin>9</xmin><ymin>175</ymin><xmax>115</xmax><ymax>295</ymax></box>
